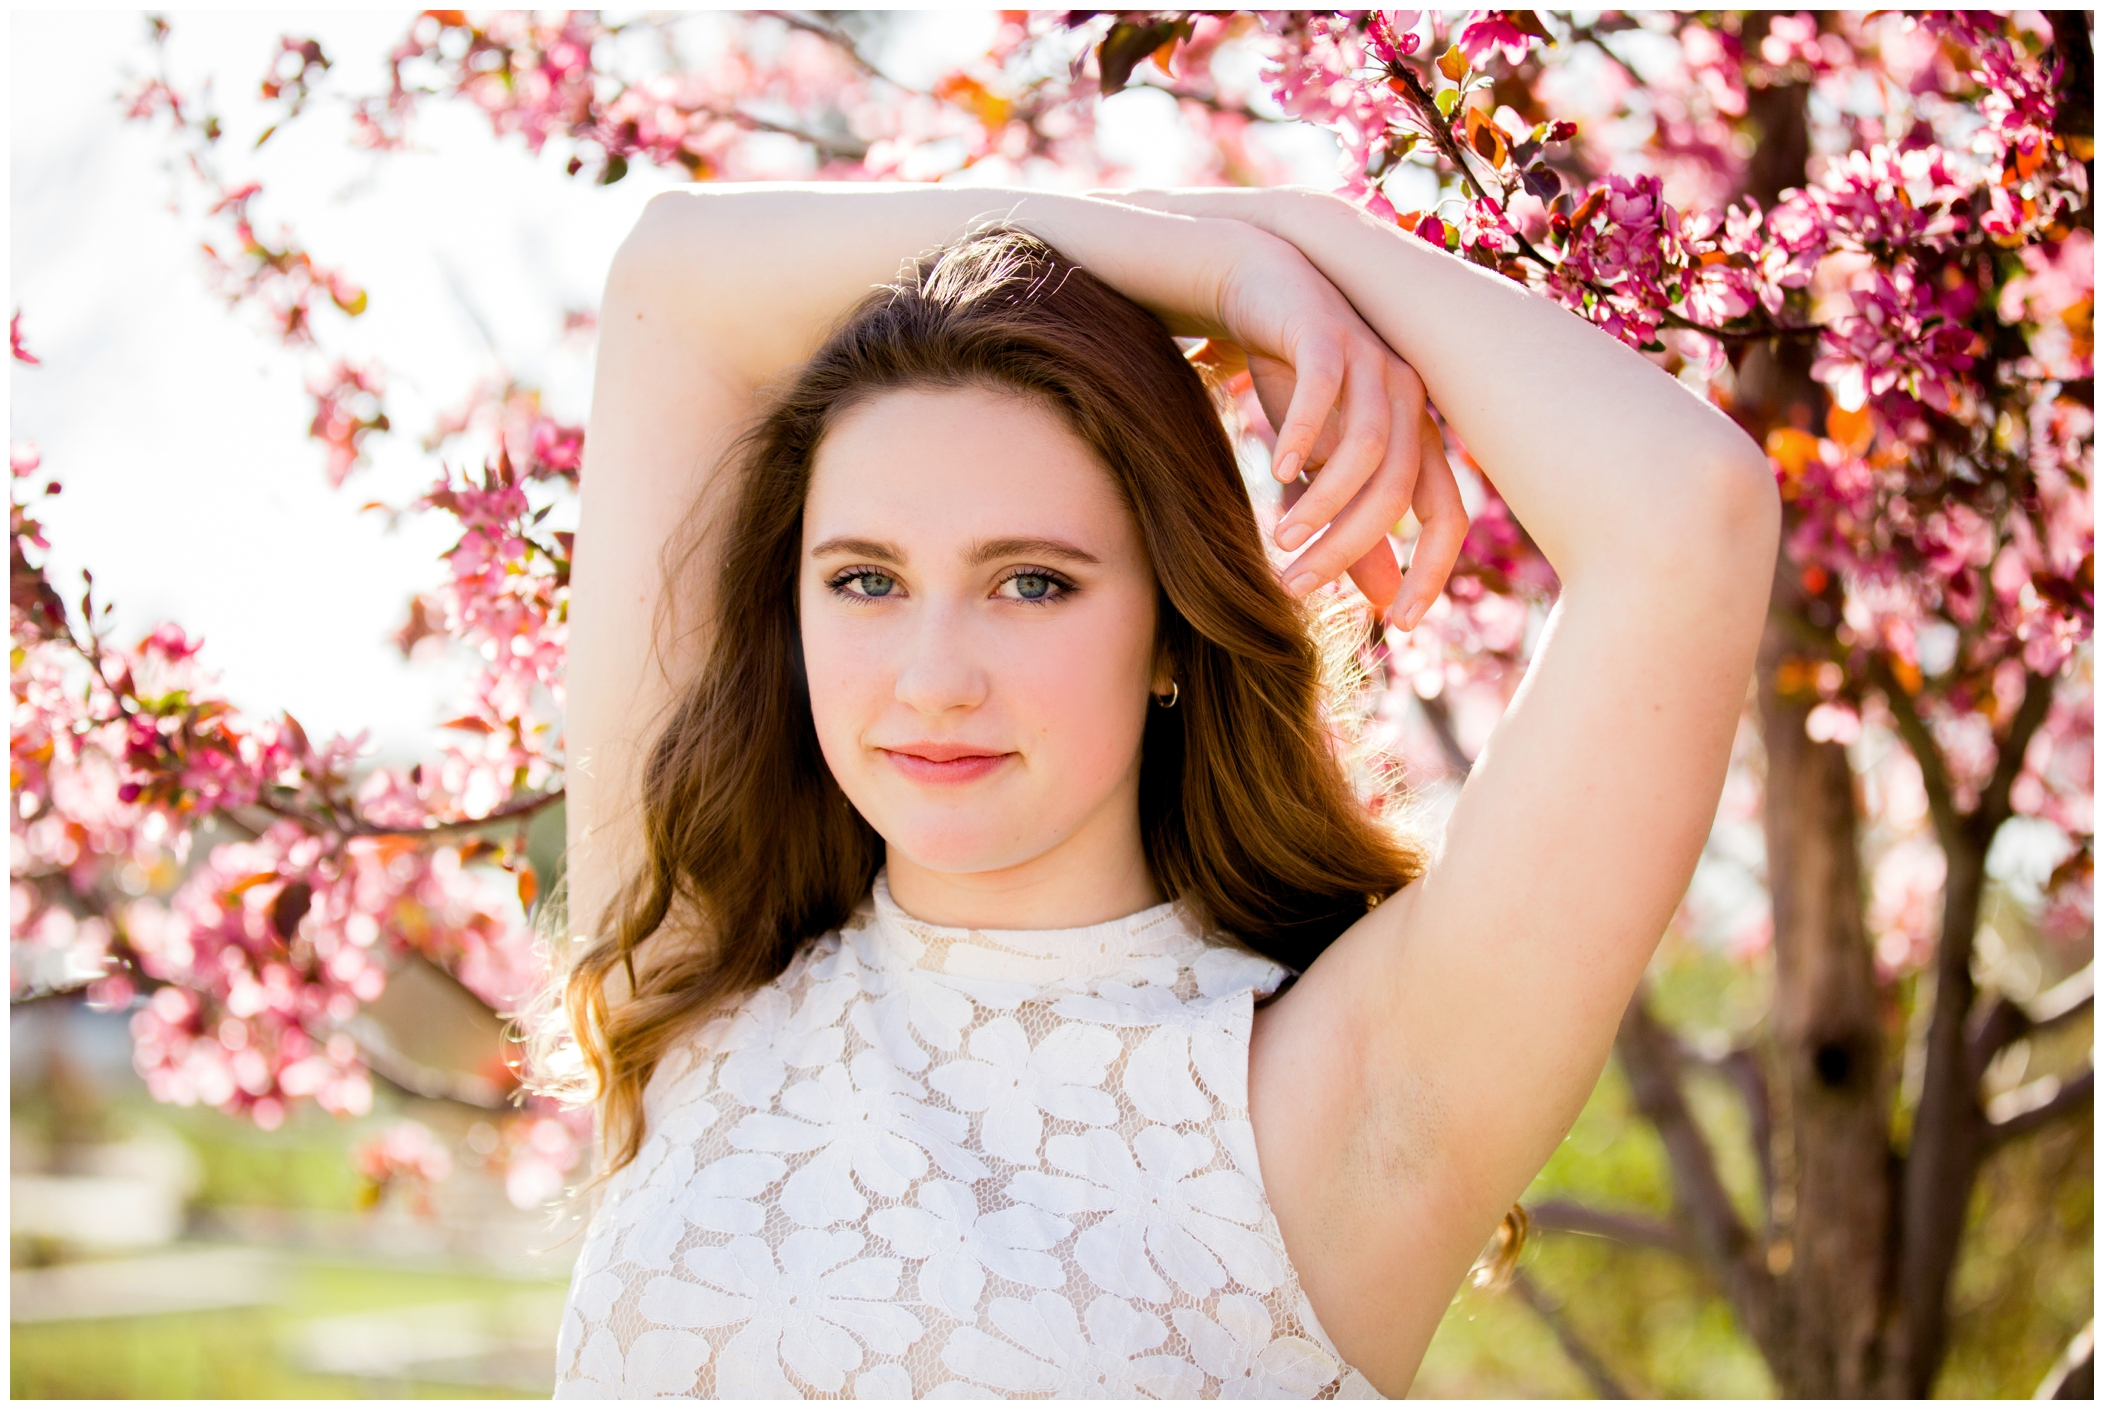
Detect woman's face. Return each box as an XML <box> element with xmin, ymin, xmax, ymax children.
<box><xmin>799</xmin><ymin>384</ymin><xmax>1165</xmax><ymax>892</ymax></box>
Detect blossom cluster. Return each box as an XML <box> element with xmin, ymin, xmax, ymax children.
<box><xmin>410</xmin><ymin>397</ymin><xmax>576</xmax><ymax>826</ymax></box>
<box><xmin>351</xmin><ymin>11</ymin><xmax>1113</xmax><ymax>188</ymax></box>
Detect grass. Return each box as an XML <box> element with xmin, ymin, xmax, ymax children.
<box><xmin>10</xmin><ymin>1254</ymin><xmax>566</xmax><ymax>1400</ymax></box>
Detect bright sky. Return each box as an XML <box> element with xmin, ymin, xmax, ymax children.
<box><xmin>9</xmin><ymin>11</ymin><xmax>1339</xmax><ymax>765</ymax></box>
<box><xmin>12</xmin><ymin>11</ymin><xmax>671</xmax><ymax>759</ymax></box>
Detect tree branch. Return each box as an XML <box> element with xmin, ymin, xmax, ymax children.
<box><xmin>1509</xmin><ymin>1267</ymin><xmax>1636</xmax><ymax>1398</ymax></box>
<box><xmin>1983</xmin><ymin>1065</ymin><xmax>2094</xmax><ymax>1150</ymax></box>
<box><xmin>1674</xmin><ymin>1042</ymin><xmax>1776</xmax><ymax>1216</ymax></box>
<box><xmin>1614</xmin><ymin>992</ymin><xmax>1775</xmax><ymax>1337</ymax></box>
<box><xmin>1417</xmin><ymin>690</ymin><xmax>1476</xmax><ymax>777</ymax></box>
<box><xmin>1867</xmin><ymin>651</ymin><xmax>1963</xmax><ymax>852</ymax></box>
<box><xmin>257</xmin><ymin>785</ymin><xmax>564</xmax><ymax>840</ymax></box>
<box><xmin>1375</xmin><ymin>55</ymin><xmax>1820</xmax><ymax>345</ymax></box>
<box><xmin>1968</xmin><ymin>962</ymin><xmax>2096</xmax><ymax>1081</ymax></box>
<box><xmin>1526</xmin><ymin>1198</ymin><xmax>1687</xmax><ymax>1253</ymax></box>
<box><xmin>1973</xmin><ymin>669</ymin><xmax>2056</xmax><ymax>841</ymax></box>
<box><xmin>1383</xmin><ymin>62</ymin><xmax>1550</xmax><ymax>257</ymax></box>
<box><xmin>722</xmin><ymin>107</ymin><xmax>870</xmax><ymax>162</ymax></box>
<box><xmin>1567</xmin><ymin>21</ymin><xmax>1646</xmax><ymax>90</ymax></box>
<box><xmin>355</xmin><ymin>1045</ymin><xmax>514</xmax><ymax>1111</ymax></box>
<box><xmin>762</xmin><ymin>10</ymin><xmax>895</xmax><ymax>86</ymax></box>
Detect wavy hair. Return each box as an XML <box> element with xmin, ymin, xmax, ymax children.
<box><xmin>549</xmin><ymin>227</ymin><xmax>1428</xmax><ymax>1175</ymax></box>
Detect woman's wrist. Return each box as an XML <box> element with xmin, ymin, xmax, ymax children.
<box><xmin>1085</xmin><ymin>185</ymin><xmax>1343</xmax><ymax>240</ymax></box>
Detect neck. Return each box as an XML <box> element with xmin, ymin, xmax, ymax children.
<box><xmin>883</xmin><ymin>788</ymin><xmax>1163</xmax><ymax>931</ymax></box>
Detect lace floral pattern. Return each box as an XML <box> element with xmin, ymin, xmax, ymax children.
<box><xmin>555</xmin><ymin>873</ymin><xmax>1382</xmax><ymax>1399</ymax></box>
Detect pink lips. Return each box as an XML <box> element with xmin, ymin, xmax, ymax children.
<box><xmin>878</xmin><ymin>741</ymin><xmax>1013</xmax><ymax>784</ymax></box>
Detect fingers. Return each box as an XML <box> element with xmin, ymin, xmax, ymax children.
<box><xmin>1248</xmin><ymin>353</ymin><xmax>1342</xmax><ymax>474</ymax></box>
<box><xmin>1389</xmin><ymin>413</ymin><xmax>1471</xmax><ymax>631</ymax></box>
<box><xmin>1277</xmin><ymin>358</ymin><xmax>1425</xmax><ymax>594</ymax></box>
<box><xmin>1265</xmin><ymin>341</ymin><xmax>1343</xmax><ymax>485</ymax></box>
<box><xmin>1275</xmin><ymin>352</ymin><xmax>1401</xmax><ymax>550</ymax></box>
<box><xmin>1344</xmin><ymin>535</ymin><xmax>1403</xmax><ymax>616</ymax></box>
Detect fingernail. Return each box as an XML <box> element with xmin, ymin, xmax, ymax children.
<box><xmin>1399</xmin><ymin>602</ymin><xmax>1423</xmax><ymax>630</ymax></box>
<box><xmin>1274</xmin><ymin>452</ymin><xmax>1301</xmax><ymax>482</ymax></box>
<box><xmin>1276</xmin><ymin>522</ymin><xmax>1312</xmax><ymax>552</ymax></box>
<box><xmin>1286</xmin><ymin>571</ymin><xmax>1318</xmax><ymax>596</ymax></box>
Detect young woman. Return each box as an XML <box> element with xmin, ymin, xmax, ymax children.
<box><xmin>549</xmin><ymin>184</ymin><xmax>1779</xmax><ymax>1399</ymax></box>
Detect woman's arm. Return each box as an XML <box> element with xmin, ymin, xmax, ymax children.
<box><xmin>1118</xmin><ymin>188</ymin><xmax>1780</xmax><ymax>1390</ymax></box>
<box><xmin>565</xmin><ymin>184</ymin><xmax>1434</xmax><ymax>944</ymax></box>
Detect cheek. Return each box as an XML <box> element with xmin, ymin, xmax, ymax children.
<box><xmin>799</xmin><ymin>603</ymin><xmax>889</xmax><ymax>762</ymax></box>
<box><xmin>996</xmin><ymin>609</ymin><xmax>1155</xmax><ymax>771</ymax></box>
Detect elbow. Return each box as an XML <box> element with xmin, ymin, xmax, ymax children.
<box><xmin>1609</xmin><ymin>440</ymin><xmax>1778</xmax><ymax>600</ymax></box>
<box><xmin>1655</xmin><ymin>441</ymin><xmax>1779</xmax><ymax>611</ymax></box>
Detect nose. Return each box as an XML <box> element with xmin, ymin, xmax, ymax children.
<box><xmin>892</xmin><ymin>602</ymin><xmax>987</xmax><ymax>715</ymax></box>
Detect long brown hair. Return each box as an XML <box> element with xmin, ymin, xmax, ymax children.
<box><xmin>558</xmin><ymin>226</ymin><xmax>1427</xmax><ymax>1173</ymax></box>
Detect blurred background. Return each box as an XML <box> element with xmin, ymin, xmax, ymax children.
<box><xmin>11</xmin><ymin>9</ymin><xmax>2092</xmax><ymax>1399</ymax></box>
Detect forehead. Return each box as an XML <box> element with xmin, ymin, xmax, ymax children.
<box><xmin>803</xmin><ymin>384</ymin><xmax>1136</xmax><ymax>554</ymax></box>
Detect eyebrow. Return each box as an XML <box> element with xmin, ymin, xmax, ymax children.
<box><xmin>808</xmin><ymin>535</ymin><xmax>1101</xmax><ymax>567</ymax></box>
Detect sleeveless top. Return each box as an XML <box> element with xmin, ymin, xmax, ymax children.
<box><xmin>552</xmin><ymin>872</ymin><xmax>1383</xmax><ymax>1399</ymax></box>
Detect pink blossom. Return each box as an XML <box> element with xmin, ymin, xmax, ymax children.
<box><xmin>1456</xmin><ymin>11</ymin><xmax>1546</xmax><ymax>68</ymax></box>
<box><xmin>11</xmin><ymin>310</ymin><xmax>39</xmax><ymax>365</ymax></box>
<box><xmin>1811</xmin><ymin>260</ymin><xmax>1979</xmax><ymax>415</ymax></box>
<box><xmin>1367</xmin><ymin>12</ymin><xmax>1423</xmax><ymax>67</ymax></box>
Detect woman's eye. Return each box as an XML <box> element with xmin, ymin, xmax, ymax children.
<box><xmin>833</xmin><ymin>570</ymin><xmax>898</xmax><ymax>599</ymax></box>
<box><xmin>997</xmin><ymin>570</ymin><xmax>1069</xmax><ymax>603</ymax></box>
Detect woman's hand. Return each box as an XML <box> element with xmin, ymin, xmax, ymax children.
<box><xmin>1097</xmin><ymin>190</ymin><xmax>1468</xmax><ymax>624</ymax></box>
<box><xmin>1176</xmin><ymin>225</ymin><xmax>1470</xmax><ymax>628</ymax></box>
<box><xmin>1247</xmin><ymin>343</ymin><xmax>1469</xmax><ymax>631</ymax></box>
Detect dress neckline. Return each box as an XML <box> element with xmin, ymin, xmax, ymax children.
<box><xmin>868</xmin><ymin>867</ymin><xmax>1209</xmax><ymax>983</ymax></box>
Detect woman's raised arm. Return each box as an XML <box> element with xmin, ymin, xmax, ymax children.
<box><xmin>564</xmin><ymin>185</ymin><xmax>1432</xmax><ymax>944</ymax></box>
<box><xmin>1109</xmin><ymin>187</ymin><xmax>1781</xmax><ymax>1390</ymax></box>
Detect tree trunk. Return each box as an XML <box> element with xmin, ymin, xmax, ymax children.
<box><xmin>1879</xmin><ymin>836</ymin><xmax>1989</xmax><ymax>1394</ymax></box>
<box><xmin>1732</xmin><ymin>26</ymin><xmax>1896</xmax><ymax>1393</ymax></box>
<box><xmin>1754</xmin><ymin>570</ymin><xmax>1895</xmax><ymax>1397</ymax></box>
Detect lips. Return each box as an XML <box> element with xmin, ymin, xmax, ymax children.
<box><xmin>877</xmin><ymin>742</ymin><xmax>1014</xmax><ymax>784</ymax></box>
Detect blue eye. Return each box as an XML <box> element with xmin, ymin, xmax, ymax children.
<box><xmin>829</xmin><ymin>569</ymin><xmax>899</xmax><ymax>600</ymax></box>
<box><xmin>997</xmin><ymin>568</ymin><xmax>1072</xmax><ymax>604</ymax></box>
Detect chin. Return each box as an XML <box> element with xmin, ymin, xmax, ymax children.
<box><xmin>873</xmin><ymin>812</ymin><xmax>1053</xmax><ymax>878</ymax></box>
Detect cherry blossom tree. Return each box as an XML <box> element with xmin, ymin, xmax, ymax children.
<box><xmin>11</xmin><ymin>9</ymin><xmax>2091</xmax><ymax>1396</ymax></box>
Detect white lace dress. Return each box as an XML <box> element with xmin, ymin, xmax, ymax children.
<box><xmin>553</xmin><ymin>872</ymin><xmax>1382</xmax><ymax>1399</ymax></box>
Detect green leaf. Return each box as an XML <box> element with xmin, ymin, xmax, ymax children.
<box><xmin>1435</xmin><ymin>87</ymin><xmax>1460</xmax><ymax>119</ymax></box>
<box><xmin>598</xmin><ymin>151</ymin><xmax>629</xmax><ymax>185</ymax></box>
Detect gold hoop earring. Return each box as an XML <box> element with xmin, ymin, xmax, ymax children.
<box><xmin>1153</xmin><ymin>680</ymin><xmax>1180</xmax><ymax>708</ymax></box>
